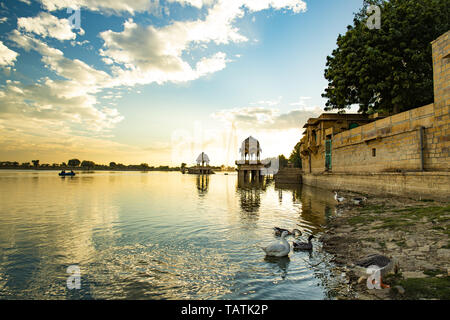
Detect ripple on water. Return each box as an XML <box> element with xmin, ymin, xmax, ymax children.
<box><xmin>0</xmin><ymin>171</ymin><xmax>344</xmax><ymax>299</ymax></box>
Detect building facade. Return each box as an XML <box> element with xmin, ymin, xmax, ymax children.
<box><xmin>298</xmin><ymin>31</ymin><xmax>450</xmax><ymax>199</ymax></box>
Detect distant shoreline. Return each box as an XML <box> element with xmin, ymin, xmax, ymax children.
<box><xmin>0</xmin><ymin>167</ymin><xmax>178</xmax><ymax>172</ymax></box>
<box><xmin>0</xmin><ymin>167</ymin><xmax>236</xmax><ymax>172</ymax></box>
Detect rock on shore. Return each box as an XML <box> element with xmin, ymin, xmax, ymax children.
<box><xmin>321</xmin><ymin>192</ymin><xmax>450</xmax><ymax>300</ymax></box>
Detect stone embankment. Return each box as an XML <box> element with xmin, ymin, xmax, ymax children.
<box><xmin>321</xmin><ymin>191</ymin><xmax>450</xmax><ymax>300</ymax></box>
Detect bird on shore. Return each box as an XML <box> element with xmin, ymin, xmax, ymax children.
<box><xmin>261</xmin><ymin>231</ymin><xmax>291</xmax><ymax>257</ymax></box>
<box><xmin>334</xmin><ymin>191</ymin><xmax>345</xmax><ymax>202</ymax></box>
<box><xmin>273</xmin><ymin>227</ymin><xmax>302</xmax><ymax>237</ymax></box>
<box><xmin>293</xmin><ymin>235</ymin><xmax>314</xmax><ymax>251</ymax></box>
<box><xmin>355</xmin><ymin>254</ymin><xmax>394</xmax><ymax>289</ymax></box>
<box><xmin>351</xmin><ymin>197</ymin><xmax>367</xmax><ymax>206</ymax></box>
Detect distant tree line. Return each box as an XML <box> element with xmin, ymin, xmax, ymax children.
<box><xmin>0</xmin><ymin>159</ymin><xmax>241</xmax><ymax>172</ymax></box>
<box><xmin>0</xmin><ymin>159</ymin><xmax>181</xmax><ymax>171</ymax></box>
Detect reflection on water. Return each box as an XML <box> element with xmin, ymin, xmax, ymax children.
<box><xmin>0</xmin><ymin>171</ymin><xmax>343</xmax><ymax>300</ymax></box>
<box><xmin>264</xmin><ymin>256</ymin><xmax>290</xmax><ymax>280</ymax></box>
<box><xmin>196</xmin><ymin>175</ymin><xmax>209</xmax><ymax>194</ymax></box>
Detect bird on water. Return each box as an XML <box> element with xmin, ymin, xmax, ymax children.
<box><xmin>261</xmin><ymin>231</ymin><xmax>291</xmax><ymax>257</ymax></box>
<box><xmin>273</xmin><ymin>227</ymin><xmax>302</xmax><ymax>237</ymax></box>
<box><xmin>293</xmin><ymin>235</ymin><xmax>314</xmax><ymax>251</ymax></box>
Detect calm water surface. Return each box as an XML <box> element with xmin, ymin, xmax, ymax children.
<box><xmin>0</xmin><ymin>171</ymin><xmax>343</xmax><ymax>299</ymax></box>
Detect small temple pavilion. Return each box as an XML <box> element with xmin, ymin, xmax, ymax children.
<box><xmin>187</xmin><ymin>152</ymin><xmax>214</xmax><ymax>174</ymax></box>
<box><xmin>236</xmin><ymin>136</ymin><xmax>265</xmax><ymax>183</ymax></box>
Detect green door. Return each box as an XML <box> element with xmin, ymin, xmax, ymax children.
<box><xmin>325</xmin><ymin>139</ymin><xmax>332</xmax><ymax>170</ymax></box>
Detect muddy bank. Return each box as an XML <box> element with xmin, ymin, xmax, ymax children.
<box><xmin>320</xmin><ymin>191</ymin><xmax>450</xmax><ymax>300</ymax></box>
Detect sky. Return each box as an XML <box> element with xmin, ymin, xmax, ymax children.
<box><xmin>0</xmin><ymin>0</ymin><xmax>364</xmax><ymax>166</ymax></box>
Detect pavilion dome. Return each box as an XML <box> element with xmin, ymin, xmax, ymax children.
<box><xmin>196</xmin><ymin>152</ymin><xmax>210</xmax><ymax>165</ymax></box>
<box><xmin>239</xmin><ymin>136</ymin><xmax>262</xmax><ymax>160</ymax></box>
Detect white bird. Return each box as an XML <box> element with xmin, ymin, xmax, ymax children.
<box><xmin>261</xmin><ymin>231</ymin><xmax>291</xmax><ymax>257</ymax></box>
<box><xmin>334</xmin><ymin>191</ymin><xmax>345</xmax><ymax>202</ymax></box>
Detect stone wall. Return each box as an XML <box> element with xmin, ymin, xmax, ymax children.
<box><xmin>299</xmin><ymin>31</ymin><xmax>449</xmax><ymax>198</ymax></box>
<box><xmin>429</xmin><ymin>31</ymin><xmax>450</xmax><ymax>171</ymax></box>
<box><xmin>274</xmin><ymin>167</ymin><xmax>302</xmax><ymax>184</ymax></box>
<box><xmin>331</xmin><ymin>104</ymin><xmax>439</xmax><ymax>173</ymax></box>
<box><xmin>432</xmin><ymin>31</ymin><xmax>449</xmax><ymax>117</ymax></box>
<box><xmin>308</xmin><ymin>31</ymin><xmax>449</xmax><ymax>174</ymax></box>
<box><xmin>302</xmin><ymin>171</ymin><xmax>450</xmax><ymax>201</ymax></box>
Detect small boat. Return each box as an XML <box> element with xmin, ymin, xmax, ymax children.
<box><xmin>59</xmin><ymin>171</ymin><xmax>76</xmax><ymax>177</ymax></box>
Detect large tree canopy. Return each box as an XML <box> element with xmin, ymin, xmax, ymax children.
<box><xmin>322</xmin><ymin>0</ymin><xmax>449</xmax><ymax>114</ymax></box>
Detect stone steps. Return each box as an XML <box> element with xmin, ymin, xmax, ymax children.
<box><xmin>274</xmin><ymin>167</ymin><xmax>302</xmax><ymax>184</ymax></box>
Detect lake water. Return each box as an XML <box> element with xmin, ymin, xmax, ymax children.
<box><xmin>0</xmin><ymin>170</ymin><xmax>343</xmax><ymax>300</ymax></box>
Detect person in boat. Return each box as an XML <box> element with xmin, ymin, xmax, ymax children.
<box><xmin>70</xmin><ymin>170</ymin><xmax>74</xmax><ymax>174</ymax></box>
<box><xmin>61</xmin><ymin>170</ymin><xmax>65</xmax><ymax>174</ymax></box>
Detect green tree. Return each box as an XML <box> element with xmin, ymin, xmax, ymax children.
<box><xmin>32</xmin><ymin>160</ymin><xmax>39</xmax><ymax>167</ymax></box>
<box><xmin>278</xmin><ymin>155</ymin><xmax>288</xmax><ymax>169</ymax></box>
<box><xmin>109</xmin><ymin>162</ymin><xmax>117</xmax><ymax>168</ymax></box>
<box><xmin>289</xmin><ymin>142</ymin><xmax>302</xmax><ymax>168</ymax></box>
<box><xmin>322</xmin><ymin>0</ymin><xmax>449</xmax><ymax>115</ymax></box>
<box><xmin>68</xmin><ymin>159</ymin><xmax>81</xmax><ymax>167</ymax></box>
<box><xmin>81</xmin><ymin>160</ymin><xmax>95</xmax><ymax>169</ymax></box>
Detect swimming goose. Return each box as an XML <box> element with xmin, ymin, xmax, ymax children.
<box><xmin>261</xmin><ymin>231</ymin><xmax>291</xmax><ymax>257</ymax></box>
<box><xmin>293</xmin><ymin>235</ymin><xmax>314</xmax><ymax>251</ymax></box>
<box><xmin>273</xmin><ymin>227</ymin><xmax>302</xmax><ymax>237</ymax></box>
<box><xmin>354</xmin><ymin>254</ymin><xmax>394</xmax><ymax>289</ymax></box>
<box><xmin>334</xmin><ymin>191</ymin><xmax>345</xmax><ymax>202</ymax></box>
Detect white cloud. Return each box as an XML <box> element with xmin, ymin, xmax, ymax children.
<box><xmin>99</xmin><ymin>18</ymin><xmax>231</xmax><ymax>86</ymax></box>
<box><xmin>0</xmin><ymin>41</ymin><xmax>18</xmax><ymax>67</ymax></box>
<box><xmin>167</xmin><ymin>0</ymin><xmax>215</xmax><ymax>8</ymax></box>
<box><xmin>10</xmin><ymin>31</ymin><xmax>111</xmax><ymax>90</ymax></box>
<box><xmin>6</xmin><ymin>31</ymin><xmax>122</xmax><ymax>133</ymax></box>
<box><xmin>2</xmin><ymin>0</ymin><xmax>308</xmax><ymax>163</ymax></box>
<box><xmin>251</xmin><ymin>96</ymin><xmax>282</xmax><ymax>106</ymax></box>
<box><xmin>242</xmin><ymin>0</ymin><xmax>307</xmax><ymax>13</ymax></box>
<box><xmin>39</xmin><ymin>0</ymin><xmax>218</xmax><ymax>14</ymax></box>
<box><xmin>39</xmin><ymin>0</ymin><xmax>161</xmax><ymax>15</ymax></box>
<box><xmin>99</xmin><ymin>0</ymin><xmax>307</xmax><ymax>85</ymax></box>
<box><xmin>17</xmin><ymin>12</ymin><xmax>81</xmax><ymax>41</ymax></box>
<box><xmin>212</xmin><ymin>105</ymin><xmax>322</xmax><ymax>130</ymax></box>
<box><xmin>289</xmin><ymin>96</ymin><xmax>318</xmax><ymax>111</ymax></box>
<box><xmin>0</xmin><ymin>78</ymin><xmax>123</xmax><ymax>132</ymax></box>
